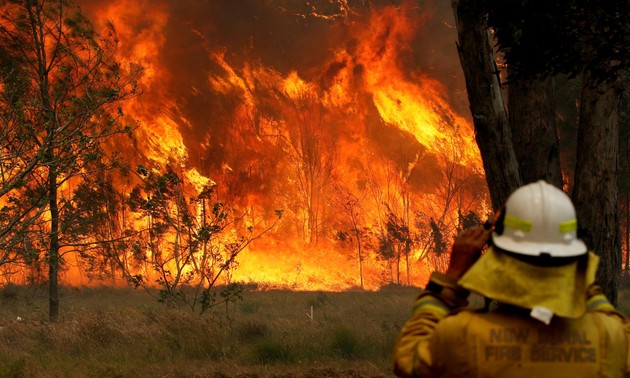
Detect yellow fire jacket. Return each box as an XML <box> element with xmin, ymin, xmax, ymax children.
<box><xmin>393</xmin><ymin>287</ymin><xmax>630</xmax><ymax>377</ymax></box>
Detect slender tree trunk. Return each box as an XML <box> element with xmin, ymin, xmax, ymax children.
<box><xmin>48</xmin><ymin>167</ymin><xmax>60</xmax><ymax>322</ymax></box>
<box><xmin>396</xmin><ymin>251</ymin><xmax>401</xmax><ymax>284</ymax></box>
<box><xmin>451</xmin><ymin>0</ymin><xmax>521</xmax><ymax>209</ymax></box>
<box><xmin>572</xmin><ymin>73</ymin><xmax>621</xmax><ymax>305</ymax></box>
<box><xmin>404</xmin><ymin>192</ymin><xmax>411</xmax><ymax>286</ymax></box>
<box><xmin>405</xmin><ymin>249</ymin><xmax>410</xmax><ymax>286</ymax></box>
<box><xmin>356</xmin><ymin>233</ymin><xmax>364</xmax><ymax>289</ymax></box>
<box><xmin>508</xmin><ymin>77</ymin><xmax>563</xmax><ymax>187</ymax></box>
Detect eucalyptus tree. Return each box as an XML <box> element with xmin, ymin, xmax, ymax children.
<box><xmin>451</xmin><ymin>0</ymin><xmax>630</xmax><ymax>302</ymax></box>
<box><xmin>0</xmin><ymin>0</ymin><xmax>139</xmax><ymax>321</ymax></box>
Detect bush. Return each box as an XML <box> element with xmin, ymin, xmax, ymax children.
<box><xmin>1</xmin><ymin>283</ymin><xmax>20</xmax><ymax>301</ymax></box>
<box><xmin>0</xmin><ymin>357</ymin><xmax>29</xmax><ymax>378</ymax></box>
<box><xmin>306</xmin><ymin>291</ymin><xmax>329</xmax><ymax>309</ymax></box>
<box><xmin>236</xmin><ymin>320</ymin><xmax>270</xmax><ymax>341</ymax></box>
<box><xmin>330</xmin><ymin>327</ymin><xmax>360</xmax><ymax>359</ymax></box>
<box><xmin>239</xmin><ymin>300</ymin><xmax>260</xmax><ymax>314</ymax></box>
<box><xmin>253</xmin><ymin>339</ymin><xmax>293</xmax><ymax>364</ymax></box>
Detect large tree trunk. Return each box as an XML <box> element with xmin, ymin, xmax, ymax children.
<box><xmin>572</xmin><ymin>73</ymin><xmax>621</xmax><ymax>305</ymax></box>
<box><xmin>508</xmin><ymin>77</ymin><xmax>563</xmax><ymax>188</ymax></box>
<box><xmin>451</xmin><ymin>0</ymin><xmax>521</xmax><ymax>210</ymax></box>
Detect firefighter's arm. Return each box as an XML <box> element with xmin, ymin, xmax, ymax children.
<box><xmin>585</xmin><ymin>284</ymin><xmax>630</xmax><ymax>376</ymax></box>
<box><xmin>393</xmin><ymin>228</ymin><xmax>490</xmax><ymax>377</ymax></box>
<box><xmin>393</xmin><ymin>280</ymin><xmax>468</xmax><ymax>377</ymax></box>
<box><xmin>586</xmin><ymin>284</ymin><xmax>618</xmax><ymax>313</ymax></box>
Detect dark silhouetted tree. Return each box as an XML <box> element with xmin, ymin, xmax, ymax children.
<box><xmin>452</xmin><ymin>0</ymin><xmax>630</xmax><ymax>302</ymax></box>
<box><xmin>0</xmin><ymin>0</ymin><xmax>139</xmax><ymax>320</ymax></box>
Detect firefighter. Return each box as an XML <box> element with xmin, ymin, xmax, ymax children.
<box><xmin>393</xmin><ymin>180</ymin><xmax>630</xmax><ymax>377</ymax></box>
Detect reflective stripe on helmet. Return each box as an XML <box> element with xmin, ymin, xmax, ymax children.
<box><xmin>559</xmin><ymin>219</ymin><xmax>577</xmax><ymax>233</ymax></box>
<box><xmin>503</xmin><ymin>215</ymin><xmax>532</xmax><ymax>232</ymax></box>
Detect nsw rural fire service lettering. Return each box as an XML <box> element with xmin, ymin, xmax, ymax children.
<box><xmin>484</xmin><ymin>327</ymin><xmax>597</xmax><ymax>363</ymax></box>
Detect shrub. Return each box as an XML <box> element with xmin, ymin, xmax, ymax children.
<box><xmin>236</xmin><ymin>320</ymin><xmax>270</xmax><ymax>341</ymax></box>
<box><xmin>0</xmin><ymin>357</ymin><xmax>28</xmax><ymax>378</ymax></box>
<box><xmin>1</xmin><ymin>283</ymin><xmax>20</xmax><ymax>301</ymax></box>
<box><xmin>253</xmin><ymin>339</ymin><xmax>293</xmax><ymax>364</ymax></box>
<box><xmin>330</xmin><ymin>326</ymin><xmax>360</xmax><ymax>359</ymax></box>
<box><xmin>306</xmin><ymin>291</ymin><xmax>329</xmax><ymax>309</ymax></box>
<box><xmin>239</xmin><ymin>300</ymin><xmax>260</xmax><ymax>314</ymax></box>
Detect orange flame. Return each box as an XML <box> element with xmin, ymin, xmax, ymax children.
<box><xmin>50</xmin><ymin>0</ymin><xmax>489</xmax><ymax>291</ymax></box>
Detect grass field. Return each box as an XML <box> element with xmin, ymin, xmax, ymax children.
<box><xmin>2</xmin><ymin>283</ymin><xmax>629</xmax><ymax>377</ymax></box>
<box><xmin>0</xmin><ymin>284</ymin><xmax>420</xmax><ymax>377</ymax></box>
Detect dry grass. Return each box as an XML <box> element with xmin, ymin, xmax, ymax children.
<box><xmin>1</xmin><ymin>282</ymin><xmax>628</xmax><ymax>377</ymax></box>
<box><xmin>0</xmin><ymin>284</ymin><xmax>419</xmax><ymax>377</ymax></box>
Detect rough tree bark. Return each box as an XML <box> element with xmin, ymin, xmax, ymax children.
<box><xmin>508</xmin><ymin>77</ymin><xmax>563</xmax><ymax>188</ymax></box>
<box><xmin>572</xmin><ymin>73</ymin><xmax>621</xmax><ymax>305</ymax></box>
<box><xmin>452</xmin><ymin>0</ymin><xmax>622</xmax><ymax>304</ymax></box>
<box><xmin>451</xmin><ymin>0</ymin><xmax>521</xmax><ymax>210</ymax></box>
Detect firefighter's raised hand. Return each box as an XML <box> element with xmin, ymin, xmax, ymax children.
<box><xmin>445</xmin><ymin>227</ymin><xmax>491</xmax><ymax>280</ymax></box>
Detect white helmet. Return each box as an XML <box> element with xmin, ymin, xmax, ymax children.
<box><xmin>492</xmin><ymin>180</ymin><xmax>587</xmax><ymax>257</ymax></box>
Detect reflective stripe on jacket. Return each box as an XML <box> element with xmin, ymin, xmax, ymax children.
<box><xmin>393</xmin><ymin>289</ymin><xmax>630</xmax><ymax>377</ymax></box>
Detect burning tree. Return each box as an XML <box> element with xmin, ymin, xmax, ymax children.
<box><xmin>61</xmin><ymin>173</ymin><xmax>129</xmax><ymax>283</ymax></box>
<box><xmin>0</xmin><ymin>0</ymin><xmax>490</xmax><ymax>291</ymax></box>
<box><xmin>125</xmin><ymin>164</ymin><xmax>282</xmax><ymax>314</ymax></box>
<box><xmin>363</xmin><ymin>150</ymin><xmax>416</xmax><ymax>286</ymax></box>
<box><xmin>378</xmin><ymin>210</ymin><xmax>413</xmax><ymax>285</ymax></box>
<box><xmin>0</xmin><ymin>0</ymin><xmax>139</xmax><ymax>321</ymax></box>
<box><xmin>283</xmin><ymin>82</ymin><xmax>336</xmax><ymax>245</ymax></box>
<box><xmin>333</xmin><ymin>181</ymin><xmax>370</xmax><ymax>289</ymax></box>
